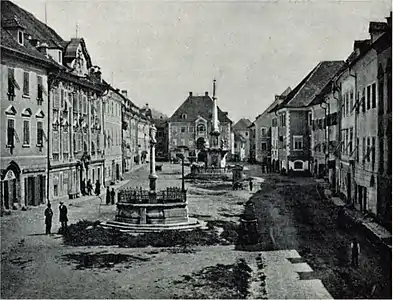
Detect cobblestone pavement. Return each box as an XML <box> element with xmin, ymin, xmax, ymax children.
<box><xmin>0</xmin><ymin>163</ymin><xmax>352</xmax><ymax>299</ymax></box>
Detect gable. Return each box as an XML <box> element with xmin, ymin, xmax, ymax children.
<box><xmin>35</xmin><ymin>109</ymin><xmax>45</xmax><ymax>118</ymax></box>
<box><xmin>21</xmin><ymin>108</ymin><xmax>32</xmax><ymax>117</ymax></box>
<box><xmin>5</xmin><ymin>105</ymin><xmax>17</xmax><ymax>115</ymax></box>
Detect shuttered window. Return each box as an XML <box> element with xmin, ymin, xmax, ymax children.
<box><xmin>23</xmin><ymin>71</ymin><xmax>30</xmax><ymax>96</ymax></box>
<box><xmin>37</xmin><ymin>121</ymin><xmax>43</xmax><ymax>145</ymax></box>
<box><xmin>23</xmin><ymin>120</ymin><xmax>30</xmax><ymax>145</ymax></box>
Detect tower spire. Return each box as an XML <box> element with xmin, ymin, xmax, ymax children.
<box><xmin>212</xmin><ymin>79</ymin><xmax>219</xmax><ymax>134</ymax></box>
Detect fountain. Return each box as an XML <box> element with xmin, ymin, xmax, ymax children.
<box><xmin>103</xmin><ymin>124</ymin><xmax>200</xmax><ymax>233</ymax></box>
<box><xmin>188</xmin><ymin>80</ymin><xmax>232</xmax><ymax>180</ymax></box>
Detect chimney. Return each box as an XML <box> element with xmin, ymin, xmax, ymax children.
<box><xmin>37</xmin><ymin>42</ymin><xmax>49</xmax><ymax>56</ymax></box>
<box><xmin>205</xmin><ymin>91</ymin><xmax>209</xmax><ymax>96</ymax></box>
<box><xmin>353</xmin><ymin>40</ymin><xmax>370</xmax><ymax>57</ymax></box>
<box><xmin>145</xmin><ymin>103</ymin><xmax>149</xmax><ymax>109</ymax></box>
<box><xmin>189</xmin><ymin>91</ymin><xmax>193</xmax><ymax>97</ymax></box>
<box><xmin>121</xmin><ymin>90</ymin><xmax>128</xmax><ymax>98</ymax></box>
<box><xmin>369</xmin><ymin>21</ymin><xmax>388</xmax><ymax>43</ymax></box>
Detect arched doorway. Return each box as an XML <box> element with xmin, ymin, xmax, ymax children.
<box><xmin>1</xmin><ymin>161</ymin><xmax>21</xmax><ymax>209</ymax></box>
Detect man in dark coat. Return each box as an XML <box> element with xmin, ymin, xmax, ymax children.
<box><xmin>249</xmin><ymin>179</ymin><xmax>253</xmax><ymax>191</ymax></box>
<box><xmin>95</xmin><ymin>180</ymin><xmax>100</xmax><ymax>196</ymax></box>
<box><xmin>106</xmin><ymin>186</ymin><xmax>111</xmax><ymax>205</ymax></box>
<box><xmin>59</xmin><ymin>202</ymin><xmax>68</xmax><ymax>233</ymax></box>
<box><xmin>87</xmin><ymin>179</ymin><xmax>93</xmax><ymax>195</ymax></box>
<box><xmin>44</xmin><ymin>203</ymin><xmax>53</xmax><ymax>234</ymax></box>
<box><xmin>81</xmin><ymin>179</ymin><xmax>86</xmax><ymax>196</ymax></box>
<box><xmin>111</xmin><ymin>188</ymin><xmax>116</xmax><ymax>205</ymax></box>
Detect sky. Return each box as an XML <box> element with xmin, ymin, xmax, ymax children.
<box><xmin>13</xmin><ymin>0</ymin><xmax>391</xmax><ymax>122</ymax></box>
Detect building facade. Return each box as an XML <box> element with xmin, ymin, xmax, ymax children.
<box><xmin>168</xmin><ymin>91</ymin><xmax>232</xmax><ymax>161</ymax></box>
<box><xmin>1</xmin><ymin>16</ymin><xmax>52</xmax><ymax>209</ymax></box>
<box><xmin>103</xmin><ymin>87</ymin><xmax>123</xmax><ymax>185</ymax></box>
<box><xmin>232</xmin><ymin>118</ymin><xmax>251</xmax><ymax>162</ymax></box>
<box><xmin>269</xmin><ymin>61</ymin><xmax>344</xmax><ymax>175</ymax></box>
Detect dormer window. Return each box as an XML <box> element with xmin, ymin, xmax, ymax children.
<box><xmin>17</xmin><ymin>30</ymin><xmax>24</xmax><ymax>45</ymax></box>
<box><xmin>181</xmin><ymin>113</ymin><xmax>187</xmax><ymax>119</ymax></box>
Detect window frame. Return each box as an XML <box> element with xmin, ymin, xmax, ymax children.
<box><xmin>293</xmin><ymin>135</ymin><xmax>303</xmax><ymax>151</ymax></box>
<box><xmin>37</xmin><ymin>121</ymin><xmax>43</xmax><ymax>146</ymax></box>
<box><xmin>23</xmin><ymin>71</ymin><xmax>30</xmax><ymax>96</ymax></box>
<box><xmin>22</xmin><ymin>119</ymin><xmax>30</xmax><ymax>146</ymax></box>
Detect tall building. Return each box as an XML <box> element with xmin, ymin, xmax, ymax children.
<box><xmin>167</xmin><ymin>89</ymin><xmax>232</xmax><ymax>161</ymax></box>
<box><xmin>269</xmin><ymin>61</ymin><xmax>344</xmax><ymax>175</ymax></box>
<box><xmin>1</xmin><ymin>15</ymin><xmax>53</xmax><ymax>209</ymax></box>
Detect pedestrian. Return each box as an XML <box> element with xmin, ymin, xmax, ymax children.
<box><xmin>249</xmin><ymin>179</ymin><xmax>253</xmax><ymax>191</ymax></box>
<box><xmin>87</xmin><ymin>179</ymin><xmax>93</xmax><ymax>195</ymax></box>
<box><xmin>106</xmin><ymin>186</ymin><xmax>111</xmax><ymax>205</ymax></box>
<box><xmin>59</xmin><ymin>202</ymin><xmax>68</xmax><ymax>234</ymax></box>
<box><xmin>351</xmin><ymin>237</ymin><xmax>360</xmax><ymax>267</ymax></box>
<box><xmin>111</xmin><ymin>188</ymin><xmax>116</xmax><ymax>205</ymax></box>
<box><xmin>81</xmin><ymin>179</ymin><xmax>86</xmax><ymax>196</ymax></box>
<box><xmin>95</xmin><ymin>180</ymin><xmax>100</xmax><ymax>196</ymax></box>
<box><xmin>44</xmin><ymin>203</ymin><xmax>53</xmax><ymax>234</ymax></box>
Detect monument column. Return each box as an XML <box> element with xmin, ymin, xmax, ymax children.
<box><xmin>149</xmin><ymin>124</ymin><xmax>158</xmax><ymax>200</ymax></box>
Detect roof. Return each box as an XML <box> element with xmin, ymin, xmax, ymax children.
<box><xmin>1</xmin><ymin>27</ymin><xmax>54</xmax><ymax>66</ymax></box>
<box><xmin>259</xmin><ymin>87</ymin><xmax>292</xmax><ymax>117</ymax></box>
<box><xmin>1</xmin><ymin>0</ymin><xmax>66</xmax><ymax>49</ymax></box>
<box><xmin>169</xmin><ymin>94</ymin><xmax>232</xmax><ymax>123</ymax></box>
<box><xmin>233</xmin><ymin>118</ymin><xmax>252</xmax><ymax>131</ymax></box>
<box><xmin>272</xmin><ymin>61</ymin><xmax>344</xmax><ymax>111</ymax></box>
<box><xmin>308</xmin><ymin>81</ymin><xmax>334</xmax><ymax>107</ymax></box>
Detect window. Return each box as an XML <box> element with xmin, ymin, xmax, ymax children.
<box><xmin>261</xmin><ymin>127</ymin><xmax>266</xmax><ymax>137</ymax></box>
<box><xmin>234</xmin><ymin>143</ymin><xmax>238</xmax><ymax>149</ymax></box>
<box><xmin>379</xmin><ymin>137</ymin><xmax>384</xmax><ymax>173</ymax></box>
<box><xmin>18</xmin><ymin>30</ymin><xmax>23</xmax><ymax>45</ymax></box>
<box><xmin>23</xmin><ymin>71</ymin><xmax>29</xmax><ymax>96</ymax></box>
<box><xmin>371</xmin><ymin>83</ymin><xmax>376</xmax><ymax>109</ymax></box>
<box><xmin>294</xmin><ymin>161</ymin><xmax>303</xmax><ymax>170</ymax></box>
<box><xmin>356</xmin><ymin>138</ymin><xmax>359</xmax><ymax>162</ymax></box>
<box><xmin>173</xmin><ymin>139</ymin><xmax>177</xmax><ymax>146</ymax></box>
<box><xmin>37</xmin><ymin>121</ymin><xmax>43</xmax><ymax>146</ymax></box>
<box><xmin>181</xmin><ymin>114</ymin><xmax>187</xmax><ymax>119</ymax></box>
<box><xmin>366</xmin><ymin>85</ymin><xmax>371</xmax><ymax>110</ymax></box>
<box><xmin>280</xmin><ymin>113</ymin><xmax>286</xmax><ymax>126</ymax></box>
<box><xmin>7</xmin><ymin>119</ymin><xmax>15</xmax><ymax>147</ymax></box>
<box><xmin>8</xmin><ymin>68</ymin><xmax>17</xmax><ymax>99</ymax></box>
<box><xmin>378</xmin><ymin>80</ymin><xmax>384</xmax><ymax>115</ymax></box>
<box><xmin>350</xmin><ymin>90</ymin><xmax>354</xmax><ymax>112</ymax></box>
<box><xmin>371</xmin><ymin>137</ymin><xmax>376</xmax><ymax>169</ymax></box>
<box><xmin>188</xmin><ymin>126</ymin><xmax>194</xmax><ymax>133</ymax></box>
<box><xmin>272</xmin><ymin>118</ymin><xmax>277</xmax><ymax>127</ymax></box>
<box><xmin>362</xmin><ymin>137</ymin><xmax>366</xmax><ymax>163</ymax></box>
<box><xmin>23</xmin><ymin>120</ymin><xmax>30</xmax><ymax>145</ymax></box>
<box><xmin>181</xmin><ymin>127</ymin><xmax>186</xmax><ymax>133</ymax></box>
<box><xmin>197</xmin><ymin>124</ymin><xmax>206</xmax><ymax>133</ymax></box>
<box><xmin>37</xmin><ymin>75</ymin><xmax>43</xmax><ymax>103</ymax></box>
<box><xmin>245</xmin><ymin>132</ymin><xmax>248</xmax><ymax>136</ymax></box>
<box><xmin>58</xmin><ymin>51</ymin><xmax>62</xmax><ymax>64</ymax></box>
<box><xmin>262</xmin><ymin>143</ymin><xmax>267</xmax><ymax>150</ymax></box>
<box><xmin>349</xmin><ymin>128</ymin><xmax>353</xmax><ymax>154</ymax></box>
<box><xmin>293</xmin><ymin>136</ymin><xmax>303</xmax><ymax>150</ymax></box>
<box><xmin>367</xmin><ymin>137</ymin><xmax>370</xmax><ymax>162</ymax></box>
<box><xmin>361</xmin><ymin>88</ymin><xmax>366</xmax><ymax>112</ymax></box>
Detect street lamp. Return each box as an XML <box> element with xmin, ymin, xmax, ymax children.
<box><xmin>181</xmin><ymin>154</ymin><xmax>185</xmax><ymax>192</ymax></box>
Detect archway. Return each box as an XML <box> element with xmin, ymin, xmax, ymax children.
<box><xmin>1</xmin><ymin>161</ymin><xmax>21</xmax><ymax>209</ymax></box>
<box><xmin>196</xmin><ymin>137</ymin><xmax>206</xmax><ymax>150</ymax></box>
<box><xmin>197</xmin><ymin>151</ymin><xmax>207</xmax><ymax>163</ymax></box>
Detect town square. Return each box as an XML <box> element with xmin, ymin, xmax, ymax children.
<box><xmin>0</xmin><ymin>0</ymin><xmax>392</xmax><ymax>299</ymax></box>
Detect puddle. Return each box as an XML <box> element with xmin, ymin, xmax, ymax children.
<box><xmin>63</xmin><ymin>252</ymin><xmax>149</xmax><ymax>269</ymax></box>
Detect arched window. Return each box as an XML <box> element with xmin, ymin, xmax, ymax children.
<box><xmin>91</xmin><ymin>142</ymin><xmax>95</xmax><ymax>155</ymax></box>
<box><xmin>197</xmin><ymin>124</ymin><xmax>206</xmax><ymax>133</ymax></box>
<box><xmin>294</xmin><ymin>161</ymin><xmax>303</xmax><ymax>170</ymax></box>
<box><xmin>181</xmin><ymin>113</ymin><xmax>187</xmax><ymax>119</ymax></box>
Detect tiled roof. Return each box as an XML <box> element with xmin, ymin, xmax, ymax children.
<box><xmin>273</xmin><ymin>61</ymin><xmax>344</xmax><ymax>110</ymax></box>
<box><xmin>1</xmin><ymin>0</ymin><xmax>66</xmax><ymax>49</ymax></box>
<box><xmin>264</xmin><ymin>87</ymin><xmax>292</xmax><ymax>115</ymax></box>
<box><xmin>169</xmin><ymin>94</ymin><xmax>232</xmax><ymax>123</ymax></box>
<box><xmin>233</xmin><ymin>118</ymin><xmax>252</xmax><ymax>131</ymax></box>
<box><xmin>1</xmin><ymin>27</ymin><xmax>54</xmax><ymax>65</ymax></box>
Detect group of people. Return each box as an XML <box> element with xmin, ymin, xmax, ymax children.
<box><xmin>44</xmin><ymin>201</ymin><xmax>68</xmax><ymax>235</ymax></box>
<box><xmin>80</xmin><ymin>179</ymin><xmax>101</xmax><ymax>196</ymax></box>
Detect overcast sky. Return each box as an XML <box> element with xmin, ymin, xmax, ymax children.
<box><xmin>13</xmin><ymin>0</ymin><xmax>391</xmax><ymax>122</ymax></box>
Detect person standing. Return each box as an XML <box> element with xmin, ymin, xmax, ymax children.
<box><xmin>95</xmin><ymin>180</ymin><xmax>100</xmax><ymax>196</ymax></box>
<box><xmin>87</xmin><ymin>179</ymin><xmax>93</xmax><ymax>196</ymax></box>
<box><xmin>81</xmin><ymin>179</ymin><xmax>86</xmax><ymax>196</ymax></box>
<box><xmin>59</xmin><ymin>202</ymin><xmax>68</xmax><ymax>233</ymax></box>
<box><xmin>249</xmin><ymin>179</ymin><xmax>253</xmax><ymax>191</ymax></box>
<box><xmin>111</xmin><ymin>188</ymin><xmax>116</xmax><ymax>205</ymax></box>
<box><xmin>351</xmin><ymin>237</ymin><xmax>360</xmax><ymax>267</ymax></box>
<box><xmin>44</xmin><ymin>203</ymin><xmax>53</xmax><ymax>234</ymax></box>
<box><xmin>106</xmin><ymin>186</ymin><xmax>111</xmax><ymax>205</ymax></box>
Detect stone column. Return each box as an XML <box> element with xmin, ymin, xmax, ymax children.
<box><xmin>149</xmin><ymin>124</ymin><xmax>158</xmax><ymax>201</ymax></box>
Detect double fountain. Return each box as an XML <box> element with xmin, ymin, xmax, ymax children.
<box><xmin>104</xmin><ymin>124</ymin><xmax>200</xmax><ymax>232</ymax></box>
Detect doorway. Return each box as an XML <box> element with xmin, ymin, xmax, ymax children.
<box><xmin>346</xmin><ymin>172</ymin><xmax>351</xmax><ymax>204</ymax></box>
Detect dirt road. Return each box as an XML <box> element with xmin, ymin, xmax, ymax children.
<box><xmin>249</xmin><ymin>172</ymin><xmax>391</xmax><ymax>299</ymax></box>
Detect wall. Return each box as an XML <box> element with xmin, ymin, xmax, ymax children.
<box><xmin>1</xmin><ymin>56</ymin><xmax>49</xmax><ymax>207</ymax></box>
